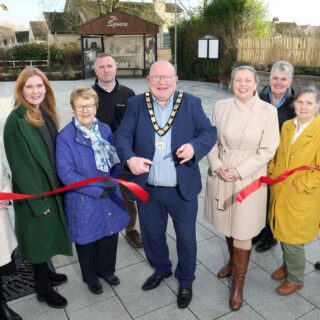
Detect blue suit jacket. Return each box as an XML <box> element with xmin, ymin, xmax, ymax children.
<box><xmin>114</xmin><ymin>91</ymin><xmax>217</xmax><ymax>200</ymax></box>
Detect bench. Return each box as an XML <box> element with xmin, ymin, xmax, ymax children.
<box><xmin>117</xmin><ymin>68</ymin><xmax>145</xmax><ymax>77</ymax></box>
<box><xmin>0</xmin><ymin>60</ymin><xmax>49</xmax><ymax>70</ymax></box>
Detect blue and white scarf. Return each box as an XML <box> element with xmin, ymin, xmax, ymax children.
<box><xmin>74</xmin><ymin>117</ymin><xmax>120</xmax><ymax>172</ymax></box>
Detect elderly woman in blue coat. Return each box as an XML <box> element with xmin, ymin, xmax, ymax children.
<box><xmin>56</xmin><ymin>86</ymin><xmax>129</xmax><ymax>295</ymax></box>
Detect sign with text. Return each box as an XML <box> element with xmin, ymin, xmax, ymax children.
<box><xmin>77</xmin><ymin>10</ymin><xmax>159</xmax><ymax>35</ymax></box>
<box><xmin>107</xmin><ymin>15</ymin><xmax>129</xmax><ymax>29</ymax></box>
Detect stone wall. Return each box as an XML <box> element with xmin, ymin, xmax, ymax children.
<box><xmin>257</xmin><ymin>71</ymin><xmax>320</xmax><ymax>92</ymax></box>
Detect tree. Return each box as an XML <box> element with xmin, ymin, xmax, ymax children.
<box><xmin>98</xmin><ymin>0</ymin><xmax>119</xmax><ymax>14</ymax></box>
<box><xmin>0</xmin><ymin>4</ymin><xmax>8</xmax><ymax>11</ymax></box>
<box><xmin>39</xmin><ymin>0</ymin><xmax>58</xmax><ymax>65</ymax></box>
<box><xmin>172</xmin><ymin>0</ymin><xmax>270</xmax><ymax>80</ymax></box>
<box><xmin>203</xmin><ymin>0</ymin><xmax>270</xmax><ymax>59</ymax></box>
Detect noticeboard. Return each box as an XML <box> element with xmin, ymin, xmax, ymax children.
<box><xmin>198</xmin><ymin>39</ymin><xmax>208</xmax><ymax>58</ymax></box>
<box><xmin>209</xmin><ymin>39</ymin><xmax>219</xmax><ymax>59</ymax></box>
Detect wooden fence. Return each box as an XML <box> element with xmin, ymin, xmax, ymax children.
<box><xmin>237</xmin><ymin>37</ymin><xmax>320</xmax><ymax>67</ymax></box>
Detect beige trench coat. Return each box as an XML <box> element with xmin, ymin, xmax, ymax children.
<box><xmin>204</xmin><ymin>94</ymin><xmax>280</xmax><ymax>239</ymax></box>
<box><xmin>0</xmin><ymin>138</ymin><xmax>17</xmax><ymax>267</ymax></box>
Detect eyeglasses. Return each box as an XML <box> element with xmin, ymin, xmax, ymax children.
<box><xmin>149</xmin><ymin>75</ymin><xmax>176</xmax><ymax>82</ymax></box>
<box><xmin>74</xmin><ymin>104</ymin><xmax>96</xmax><ymax>112</ymax></box>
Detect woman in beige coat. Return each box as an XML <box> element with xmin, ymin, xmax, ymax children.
<box><xmin>269</xmin><ymin>87</ymin><xmax>320</xmax><ymax>296</ymax></box>
<box><xmin>0</xmin><ymin>138</ymin><xmax>22</xmax><ymax>320</ymax></box>
<box><xmin>204</xmin><ymin>66</ymin><xmax>279</xmax><ymax>311</ymax></box>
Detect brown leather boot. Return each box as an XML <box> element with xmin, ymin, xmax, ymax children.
<box><xmin>217</xmin><ymin>237</ymin><xmax>233</xmax><ymax>278</ymax></box>
<box><xmin>229</xmin><ymin>247</ymin><xmax>251</xmax><ymax>311</ymax></box>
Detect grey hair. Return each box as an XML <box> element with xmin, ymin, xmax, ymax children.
<box><xmin>271</xmin><ymin>61</ymin><xmax>294</xmax><ymax>80</ymax></box>
<box><xmin>229</xmin><ymin>65</ymin><xmax>258</xmax><ymax>90</ymax></box>
<box><xmin>294</xmin><ymin>86</ymin><xmax>320</xmax><ymax>105</ymax></box>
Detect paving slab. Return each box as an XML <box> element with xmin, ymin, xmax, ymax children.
<box><xmin>113</xmin><ymin>262</ymin><xmax>176</xmax><ymax>318</ymax></box>
<box><xmin>68</xmin><ymin>296</ymin><xmax>131</xmax><ymax>320</ymax></box>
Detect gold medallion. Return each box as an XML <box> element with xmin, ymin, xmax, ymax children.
<box><xmin>156</xmin><ymin>141</ymin><xmax>165</xmax><ymax>150</ymax></box>
<box><xmin>145</xmin><ymin>91</ymin><xmax>184</xmax><ymax>137</ymax></box>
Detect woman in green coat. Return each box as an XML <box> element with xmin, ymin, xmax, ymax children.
<box><xmin>3</xmin><ymin>67</ymin><xmax>72</xmax><ymax>309</ymax></box>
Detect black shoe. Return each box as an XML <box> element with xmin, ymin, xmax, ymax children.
<box><xmin>314</xmin><ymin>261</ymin><xmax>320</xmax><ymax>270</ymax></box>
<box><xmin>177</xmin><ymin>287</ymin><xmax>192</xmax><ymax>308</ymax></box>
<box><xmin>36</xmin><ymin>284</ymin><xmax>68</xmax><ymax>309</ymax></box>
<box><xmin>252</xmin><ymin>229</ymin><xmax>264</xmax><ymax>245</ymax></box>
<box><xmin>142</xmin><ymin>271</ymin><xmax>172</xmax><ymax>291</ymax></box>
<box><xmin>255</xmin><ymin>238</ymin><xmax>277</xmax><ymax>253</ymax></box>
<box><xmin>87</xmin><ymin>280</ymin><xmax>103</xmax><ymax>294</ymax></box>
<box><xmin>0</xmin><ymin>301</ymin><xmax>22</xmax><ymax>320</ymax></box>
<box><xmin>99</xmin><ymin>274</ymin><xmax>120</xmax><ymax>286</ymax></box>
<box><xmin>47</xmin><ymin>269</ymin><xmax>68</xmax><ymax>287</ymax></box>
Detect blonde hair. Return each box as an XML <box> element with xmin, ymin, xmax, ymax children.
<box><xmin>229</xmin><ymin>65</ymin><xmax>258</xmax><ymax>90</ymax></box>
<box><xmin>14</xmin><ymin>67</ymin><xmax>59</xmax><ymax>128</ymax></box>
<box><xmin>70</xmin><ymin>86</ymin><xmax>99</xmax><ymax>109</ymax></box>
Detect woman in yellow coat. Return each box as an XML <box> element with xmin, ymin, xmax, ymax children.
<box><xmin>269</xmin><ymin>86</ymin><xmax>320</xmax><ymax>296</ymax></box>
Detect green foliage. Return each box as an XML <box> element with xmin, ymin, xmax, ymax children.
<box><xmin>174</xmin><ymin>0</ymin><xmax>270</xmax><ymax>80</ymax></box>
<box><xmin>50</xmin><ymin>44</ymin><xmax>65</xmax><ymax>63</ymax></box>
<box><xmin>9</xmin><ymin>42</ymin><xmax>81</xmax><ymax>70</ymax></box>
<box><xmin>0</xmin><ymin>3</ymin><xmax>8</xmax><ymax>11</ymax></box>
<box><xmin>11</xmin><ymin>43</ymin><xmax>47</xmax><ymax>60</ymax></box>
<box><xmin>294</xmin><ymin>67</ymin><xmax>320</xmax><ymax>76</ymax></box>
<box><xmin>203</xmin><ymin>0</ymin><xmax>269</xmax><ymax>57</ymax></box>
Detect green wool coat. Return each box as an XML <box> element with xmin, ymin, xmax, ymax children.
<box><xmin>4</xmin><ymin>105</ymin><xmax>72</xmax><ymax>263</ymax></box>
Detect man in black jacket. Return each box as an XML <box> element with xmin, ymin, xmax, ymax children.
<box><xmin>254</xmin><ymin>60</ymin><xmax>295</xmax><ymax>253</ymax></box>
<box><xmin>92</xmin><ymin>53</ymin><xmax>142</xmax><ymax>249</ymax></box>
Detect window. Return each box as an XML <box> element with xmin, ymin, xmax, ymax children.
<box><xmin>163</xmin><ymin>32</ymin><xmax>171</xmax><ymax>49</ymax></box>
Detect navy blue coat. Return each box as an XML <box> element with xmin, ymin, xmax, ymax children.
<box><xmin>114</xmin><ymin>91</ymin><xmax>217</xmax><ymax>201</ymax></box>
<box><xmin>56</xmin><ymin>119</ymin><xmax>129</xmax><ymax>245</ymax></box>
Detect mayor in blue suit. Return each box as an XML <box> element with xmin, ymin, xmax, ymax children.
<box><xmin>115</xmin><ymin>60</ymin><xmax>217</xmax><ymax>308</ymax></box>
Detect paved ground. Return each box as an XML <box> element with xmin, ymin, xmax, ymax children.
<box><xmin>1</xmin><ymin>78</ymin><xmax>320</xmax><ymax>320</ymax></box>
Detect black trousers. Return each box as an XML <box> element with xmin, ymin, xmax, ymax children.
<box><xmin>263</xmin><ymin>188</ymin><xmax>274</xmax><ymax>241</ymax></box>
<box><xmin>0</xmin><ymin>276</ymin><xmax>4</xmax><ymax>302</ymax></box>
<box><xmin>75</xmin><ymin>233</ymin><xmax>119</xmax><ymax>284</ymax></box>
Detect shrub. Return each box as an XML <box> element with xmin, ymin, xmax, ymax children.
<box><xmin>9</xmin><ymin>41</ymin><xmax>81</xmax><ymax>69</ymax></box>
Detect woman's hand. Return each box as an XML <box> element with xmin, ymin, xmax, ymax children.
<box><xmin>215</xmin><ymin>166</ymin><xmax>241</xmax><ymax>182</ymax></box>
<box><xmin>226</xmin><ymin>168</ymin><xmax>241</xmax><ymax>181</ymax></box>
<box><xmin>215</xmin><ymin>166</ymin><xmax>234</xmax><ymax>181</ymax></box>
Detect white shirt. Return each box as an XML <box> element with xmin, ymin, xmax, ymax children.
<box><xmin>292</xmin><ymin>117</ymin><xmax>313</xmax><ymax>144</ymax></box>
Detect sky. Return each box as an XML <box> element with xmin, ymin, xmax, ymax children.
<box><xmin>0</xmin><ymin>0</ymin><xmax>319</xmax><ymax>30</ymax></box>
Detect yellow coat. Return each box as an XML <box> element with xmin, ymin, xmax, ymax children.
<box><xmin>269</xmin><ymin>116</ymin><xmax>320</xmax><ymax>244</ymax></box>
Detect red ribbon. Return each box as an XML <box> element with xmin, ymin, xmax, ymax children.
<box><xmin>0</xmin><ymin>177</ymin><xmax>149</xmax><ymax>202</ymax></box>
<box><xmin>236</xmin><ymin>165</ymin><xmax>320</xmax><ymax>203</ymax></box>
